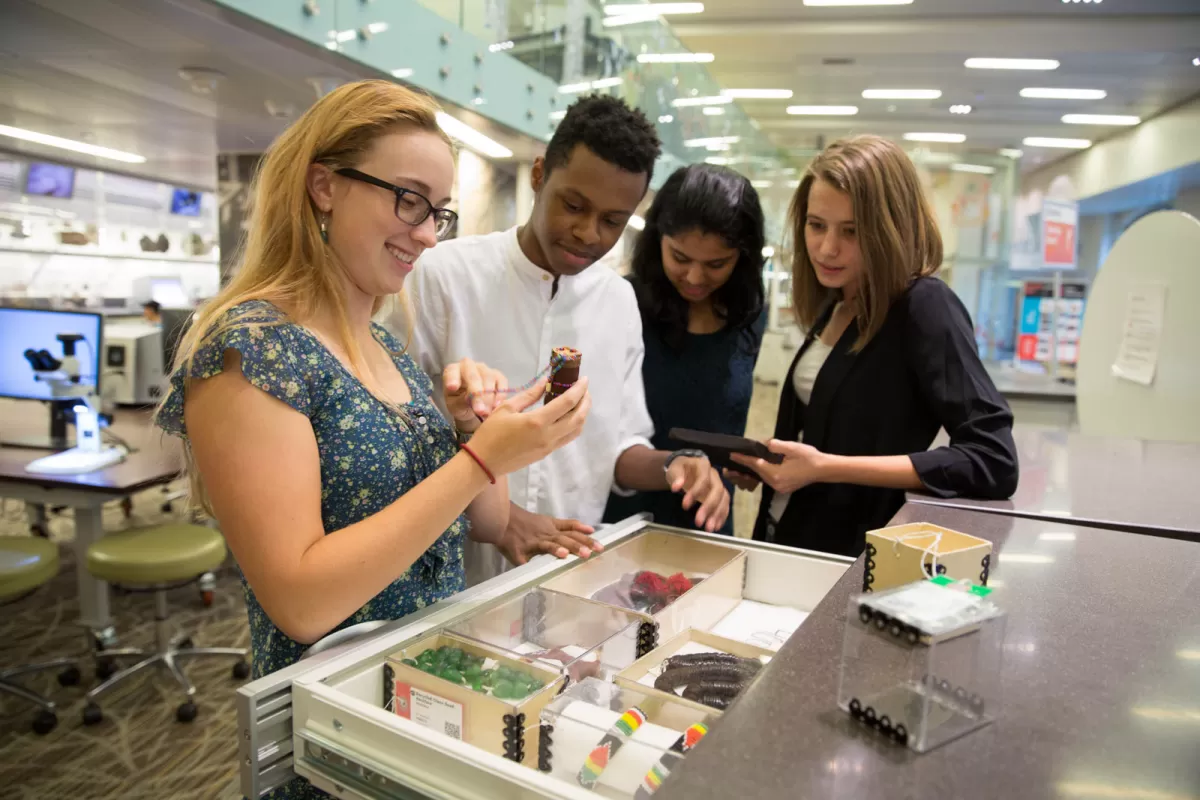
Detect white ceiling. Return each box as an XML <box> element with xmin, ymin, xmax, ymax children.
<box><xmin>670</xmin><ymin>0</ymin><xmax>1200</xmax><ymax>170</ymax></box>
<box><xmin>0</xmin><ymin>0</ymin><xmax>537</xmax><ymax>190</ymax></box>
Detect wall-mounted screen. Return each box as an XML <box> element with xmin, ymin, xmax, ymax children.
<box><xmin>25</xmin><ymin>162</ymin><xmax>76</xmax><ymax>198</ymax></box>
<box><xmin>170</xmin><ymin>188</ymin><xmax>202</xmax><ymax>216</ymax></box>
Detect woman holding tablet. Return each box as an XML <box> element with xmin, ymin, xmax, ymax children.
<box><xmin>731</xmin><ymin>135</ymin><xmax>1017</xmax><ymax>556</ymax></box>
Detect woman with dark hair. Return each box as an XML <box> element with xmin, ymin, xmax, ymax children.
<box><xmin>603</xmin><ymin>164</ymin><xmax>767</xmax><ymax>534</ymax></box>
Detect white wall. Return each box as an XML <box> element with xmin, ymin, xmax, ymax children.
<box><xmin>1022</xmin><ymin>97</ymin><xmax>1200</xmax><ymax>201</ymax></box>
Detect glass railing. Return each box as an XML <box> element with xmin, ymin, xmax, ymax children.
<box><xmin>396</xmin><ymin>0</ymin><xmax>794</xmax><ymax>240</ymax></box>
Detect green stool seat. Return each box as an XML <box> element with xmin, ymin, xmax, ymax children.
<box><xmin>0</xmin><ymin>536</ymin><xmax>59</xmax><ymax>602</ymax></box>
<box><xmin>87</xmin><ymin>524</ymin><xmax>226</xmax><ymax>584</ymax></box>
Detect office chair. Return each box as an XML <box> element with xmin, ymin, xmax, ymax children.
<box><xmin>0</xmin><ymin>537</ymin><xmax>82</xmax><ymax>733</ymax></box>
<box><xmin>80</xmin><ymin>522</ymin><xmax>249</xmax><ymax>725</ymax></box>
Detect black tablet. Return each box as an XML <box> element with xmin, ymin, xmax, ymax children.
<box><xmin>668</xmin><ymin>428</ymin><xmax>784</xmax><ymax>475</ymax></box>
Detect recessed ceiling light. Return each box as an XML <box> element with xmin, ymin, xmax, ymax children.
<box><xmin>761</xmin><ymin>245</ymin><xmax>776</xmax><ymax>257</ymax></box>
<box><xmin>657</xmin><ymin>114</ymin><xmax>674</xmax><ymax>124</ymax></box>
<box><xmin>627</xmin><ymin>214</ymin><xmax>646</xmax><ymax>230</ymax></box>
<box><xmin>637</xmin><ymin>52</ymin><xmax>714</xmax><ymax>63</ymax></box>
<box><xmin>488</xmin><ymin>40</ymin><xmax>514</xmax><ymax>52</ymax></box>
<box><xmin>787</xmin><ymin>105</ymin><xmax>859</xmax><ymax>115</ymax></box>
<box><xmin>685</xmin><ymin>135</ymin><xmax>740</xmax><ymax>147</ymax></box>
<box><xmin>903</xmin><ymin>132</ymin><xmax>966</xmax><ymax>143</ymax></box>
<box><xmin>672</xmin><ymin>95</ymin><xmax>733</xmax><ymax>107</ymax></box>
<box><xmin>863</xmin><ymin>89</ymin><xmax>942</xmax><ymax>100</ymax></box>
<box><xmin>950</xmin><ymin>105</ymin><xmax>972</xmax><ymax>114</ymax></box>
<box><xmin>804</xmin><ymin>0</ymin><xmax>912</xmax><ymax>5</ymax></box>
<box><xmin>391</xmin><ymin>68</ymin><xmax>414</xmax><ymax>79</ymax></box>
<box><xmin>1194</xmin><ymin>57</ymin><xmax>1200</xmax><ymax>67</ymax></box>
<box><xmin>999</xmin><ymin>148</ymin><xmax>1024</xmax><ymax>158</ymax></box>
<box><xmin>435</xmin><ymin>112</ymin><xmax>512</xmax><ymax>159</ymax></box>
<box><xmin>603</xmin><ymin>2</ymin><xmax>704</xmax><ymax>14</ymax></box>
<box><xmin>0</xmin><ymin>124</ymin><xmax>146</xmax><ymax>164</ymax></box>
<box><xmin>1023</xmin><ymin>136</ymin><xmax>1092</xmax><ymax>149</ymax></box>
<box><xmin>722</xmin><ymin>89</ymin><xmax>793</xmax><ymax>99</ymax></box>
<box><xmin>965</xmin><ymin>58</ymin><xmax>1060</xmax><ymax>70</ymax></box>
<box><xmin>559</xmin><ymin>77</ymin><xmax>623</xmax><ymax>93</ymax></box>
<box><xmin>1021</xmin><ymin>87</ymin><xmax>1107</xmax><ymax>99</ymax></box>
<box><xmin>1062</xmin><ymin>113</ymin><xmax>1141</xmax><ymax>125</ymax></box>
<box><xmin>951</xmin><ymin>163</ymin><xmax>996</xmax><ymax>174</ymax></box>
<box><xmin>702</xmin><ymin>106</ymin><xmax>725</xmax><ymax>116</ymax></box>
<box><xmin>549</xmin><ymin>110</ymin><xmax>567</xmax><ymax>121</ymax></box>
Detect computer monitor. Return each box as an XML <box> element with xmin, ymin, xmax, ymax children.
<box><xmin>170</xmin><ymin>188</ymin><xmax>202</xmax><ymax>216</ymax></box>
<box><xmin>25</xmin><ymin>162</ymin><xmax>76</xmax><ymax>199</ymax></box>
<box><xmin>0</xmin><ymin>307</ymin><xmax>103</xmax><ymax>449</ymax></box>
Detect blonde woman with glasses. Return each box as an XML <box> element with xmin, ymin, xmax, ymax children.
<box><xmin>156</xmin><ymin>82</ymin><xmax>588</xmax><ymax>800</ymax></box>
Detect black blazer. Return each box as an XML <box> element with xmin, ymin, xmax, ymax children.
<box><xmin>752</xmin><ymin>277</ymin><xmax>1018</xmax><ymax>557</ymax></box>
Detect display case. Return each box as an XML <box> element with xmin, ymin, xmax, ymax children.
<box><xmin>538</xmin><ymin>678</ymin><xmax>718</xmax><ymax>799</ymax></box>
<box><xmin>383</xmin><ymin>631</ymin><xmax>564</xmax><ymax>765</ymax></box>
<box><xmin>614</xmin><ymin>629</ymin><xmax>773</xmax><ymax>713</ymax></box>
<box><xmin>447</xmin><ymin>588</ymin><xmax>644</xmax><ymax>684</ymax></box>
<box><xmin>837</xmin><ymin>577</ymin><xmax>1006</xmax><ymax>753</ymax></box>
<box><xmin>539</xmin><ymin>530</ymin><xmax>746</xmax><ymax>653</ymax></box>
<box><xmin>237</xmin><ymin>517</ymin><xmax>853</xmax><ymax>799</ymax></box>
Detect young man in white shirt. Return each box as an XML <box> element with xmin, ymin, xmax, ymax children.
<box><xmin>406</xmin><ymin>95</ymin><xmax>730</xmax><ymax>585</ymax></box>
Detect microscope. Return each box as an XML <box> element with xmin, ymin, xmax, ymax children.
<box><xmin>23</xmin><ymin>332</ymin><xmax>126</xmax><ymax>475</ymax></box>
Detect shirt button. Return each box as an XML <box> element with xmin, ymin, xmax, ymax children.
<box><xmin>543</xmin><ymin>274</ymin><xmax>550</xmax><ymax>281</ymax></box>
<box><xmin>419</xmin><ymin>416</ymin><xmax>428</xmax><ymax>426</ymax></box>
<box><xmin>426</xmin><ymin>435</ymin><xmax>435</xmax><ymax>444</ymax></box>
<box><xmin>766</xmin><ymin>522</ymin><xmax>776</xmax><ymax>535</ymax></box>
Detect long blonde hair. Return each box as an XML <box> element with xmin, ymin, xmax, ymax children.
<box><xmin>789</xmin><ymin>135</ymin><xmax>942</xmax><ymax>350</ymax></box>
<box><xmin>169</xmin><ymin>79</ymin><xmax>451</xmax><ymax>513</ymax></box>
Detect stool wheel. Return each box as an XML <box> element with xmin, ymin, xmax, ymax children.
<box><xmin>176</xmin><ymin>701</ymin><xmax>199</xmax><ymax>723</ymax></box>
<box><xmin>32</xmin><ymin>709</ymin><xmax>58</xmax><ymax>735</ymax></box>
<box><xmin>178</xmin><ymin>638</ymin><xmax>195</xmax><ymax>650</ymax></box>
<box><xmin>30</xmin><ymin>523</ymin><xmax>49</xmax><ymax>538</ymax></box>
<box><xmin>200</xmin><ymin>590</ymin><xmax>214</xmax><ymax>607</ymax></box>
<box><xmin>232</xmin><ymin>661</ymin><xmax>251</xmax><ymax>680</ymax></box>
<box><xmin>161</xmin><ymin>502</ymin><xmax>174</xmax><ymax>514</ymax></box>
<box><xmin>82</xmin><ymin>703</ymin><xmax>104</xmax><ymax>726</ymax></box>
<box><xmin>96</xmin><ymin>659</ymin><xmax>118</xmax><ymax>681</ymax></box>
<box><xmin>57</xmin><ymin>666</ymin><xmax>81</xmax><ymax>687</ymax></box>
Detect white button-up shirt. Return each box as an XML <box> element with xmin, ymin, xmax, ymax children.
<box><xmin>398</xmin><ymin>227</ymin><xmax>654</xmax><ymax>583</ymax></box>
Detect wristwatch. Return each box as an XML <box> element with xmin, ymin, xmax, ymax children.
<box><xmin>663</xmin><ymin>449</ymin><xmax>707</xmax><ymax>474</ymax></box>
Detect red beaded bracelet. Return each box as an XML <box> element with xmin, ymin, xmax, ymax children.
<box><xmin>459</xmin><ymin>443</ymin><xmax>496</xmax><ymax>484</ymax></box>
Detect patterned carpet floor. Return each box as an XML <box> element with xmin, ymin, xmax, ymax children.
<box><xmin>0</xmin><ymin>489</ymin><xmax>250</xmax><ymax>800</ymax></box>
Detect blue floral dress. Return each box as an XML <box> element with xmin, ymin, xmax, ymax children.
<box><xmin>156</xmin><ymin>300</ymin><xmax>467</xmax><ymax>800</ymax></box>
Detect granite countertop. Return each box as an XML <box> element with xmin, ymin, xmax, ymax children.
<box><xmin>658</xmin><ymin>503</ymin><xmax>1200</xmax><ymax>800</ymax></box>
<box><xmin>908</xmin><ymin>425</ymin><xmax>1200</xmax><ymax>538</ymax></box>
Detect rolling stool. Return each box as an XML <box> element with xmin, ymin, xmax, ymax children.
<box><xmin>81</xmin><ymin>523</ymin><xmax>249</xmax><ymax>725</ymax></box>
<box><xmin>0</xmin><ymin>537</ymin><xmax>82</xmax><ymax>734</ymax></box>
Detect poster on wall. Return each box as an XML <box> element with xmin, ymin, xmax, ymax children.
<box><xmin>1017</xmin><ymin>281</ymin><xmax>1087</xmax><ymax>365</ymax></box>
<box><xmin>1041</xmin><ymin>198</ymin><xmax>1079</xmax><ymax>269</ymax></box>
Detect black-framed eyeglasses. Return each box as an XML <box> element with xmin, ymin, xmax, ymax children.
<box><xmin>335</xmin><ymin>168</ymin><xmax>458</xmax><ymax>240</ymax></box>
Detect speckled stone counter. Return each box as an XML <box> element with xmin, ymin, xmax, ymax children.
<box><xmin>657</xmin><ymin>502</ymin><xmax>1200</xmax><ymax>800</ymax></box>
<box><xmin>909</xmin><ymin>426</ymin><xmax>1200</xmax><ymax>539</ymax></box>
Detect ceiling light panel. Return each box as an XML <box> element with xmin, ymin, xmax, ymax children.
<box><xmin>1023</xmin><ymin>136</ymin><xmax>1092</xmax><ymax>149</ymax></box>
<box><xmin>1021</xmin><ymin>88</ymin><xmax>1107</xmax><ymax>99</ymax></box>
<box><xmin>0</xmin><ymin>124</ymin><xmax>146</xmax><ymax>164</ymax></box>
<box><xmin>903</xmin><ymin>132</ymin><xmax>966</xmax><ymax>143</ymax></box>
<box><xmin>787</xmin><ymin>105</ymin><xmax>859</xmax><ymax>115</ymax></box>
<box><xmin>1061</xmin><ymin>114</ymin><xmax>1141</xmax><ymax>125</ymax></box>
<box><xmin>965</xmin><ymin>58</ymin><xmax>1060</xmax><ymax>70</ymax></box>
<box><xmin>863</xmin><ymin>89</ymin><xmax>942</xmax><ymax>100</ymax></box>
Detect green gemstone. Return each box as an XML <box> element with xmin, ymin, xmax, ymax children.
<box><xmin>418</xmin><ymin>662</ymin><xmax>437</xmax><ymax>674</ymax></box>
<box><xmin>439</xmin><ymin>668</ymin><xmax>463</xmax><ymax>684</ymax></box>
<box><xmin>493</xmin><ymin>679</ymin><xmax>516</xmax><ymax>699</ymax></box>
<box><xmin>470</xmin><ymin>678</ymin><xmax>484</xmax><ymax>692</ymax></box>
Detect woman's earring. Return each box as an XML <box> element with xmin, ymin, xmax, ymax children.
<box><xmin>319</xmin><ymin>214</ymin><xmax>329</xmax><ymax>243</ymax></box>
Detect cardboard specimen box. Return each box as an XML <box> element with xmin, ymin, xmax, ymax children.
<box><xmin>864</xmin><ymin>523</ymin><xmax>993</xmax><ymax>594</ymax></box>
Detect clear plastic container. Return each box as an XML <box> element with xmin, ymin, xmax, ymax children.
<box><xmin>448</xmin><ymin>588</ymin><xmax>643</xmax><ymax>683</ymax></box>
<box><xmin>837</xmin><ymin>577</ymin><xmax>1006</xmax><ymax>753</ymax></box>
